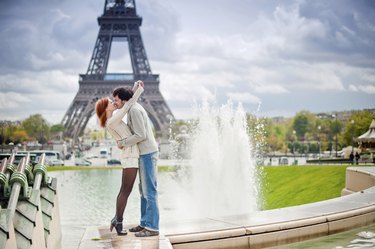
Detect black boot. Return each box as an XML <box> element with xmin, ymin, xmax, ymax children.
<box><xmin>110</xmin><ymin>216</ymin><xmax>127</xmax><ymax>236</ymax></box>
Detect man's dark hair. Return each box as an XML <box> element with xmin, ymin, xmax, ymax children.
<box><xmin>113</xmin><ymin>86</ymin><xmax>133</xmax><ymax>101</ymax></box>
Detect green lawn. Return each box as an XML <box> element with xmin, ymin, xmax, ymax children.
<box><xmin>47</xmin><ymin>166</ymin><xmax>119</xmax><ymax>171</ymax></box>
<box><xmin>259</xmin><ymin>165</ymin><xmax>350</xmax><ymax>210</ymax></box>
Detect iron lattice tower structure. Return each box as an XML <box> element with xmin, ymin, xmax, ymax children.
<box><xmin>62</xmin><ymin>0</ymin><xmax>174</xmax><ymax>141</ymax></box>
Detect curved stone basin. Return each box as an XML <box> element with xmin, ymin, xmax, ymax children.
<box><xmin>162</xmin><ymin>167</ymin><xmax>375</xmax><ymax>249</ymax></box>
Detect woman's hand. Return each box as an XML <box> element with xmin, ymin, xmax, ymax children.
<box><xmin>135</xmin><ymin>80</ymin><xmax>144</xmax><ymax>88</ymax></box>
<box><xmin>117</xmin><ymin>140</ymin><xmax>125</xmax><ymax>150</ymax></box>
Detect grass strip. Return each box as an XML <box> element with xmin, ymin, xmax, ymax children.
<box><xmin>259</xmin><ymin>165</ymin><xmax>350</xmax><ymax>210</ymax></box>
<box><xmin>47</xmin><ymin>165</ymin><xmax>176</xmax><ymax>172</ymax></box>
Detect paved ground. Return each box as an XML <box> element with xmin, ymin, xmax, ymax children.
<box><xmin>79</xmin><ymin>224</ymin><xmax>172</xmax><ymax>249</ymax></box>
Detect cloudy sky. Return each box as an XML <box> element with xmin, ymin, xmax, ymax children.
<box><xmin>0</xmin><ymin>0</ymin><xmax>374</xmax><ymax>126</ymax></box>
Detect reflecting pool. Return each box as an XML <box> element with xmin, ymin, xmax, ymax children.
<box><xmin>51</xmin><ymin>170</ymin><xmax>147</xmax><ymax>249</ymax></box>
<box><xmin>52</xmin><ymin>168</ymin><xmax>200</xmax><ymax>249</ymax></box>
<box><xmin>273</xmin><ymin>224</ymin><xmax>375</xmax><ymax>249</ymax></box>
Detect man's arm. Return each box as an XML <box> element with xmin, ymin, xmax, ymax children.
<box><xmin>117</xmin><ymin>107</ymin><xmax>147</xmax><ymax>147</ymax></box>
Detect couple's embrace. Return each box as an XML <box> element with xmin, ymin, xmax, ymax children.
<box><xmin>95</xmin><ymin>81</ymin><xmax>159</xmax><ymax>237</ymax></box>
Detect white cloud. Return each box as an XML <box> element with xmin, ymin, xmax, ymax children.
<box><xmin>49</xmin><ymin>9</ymin><xmax>71</xmax><ymax>22</ymax></box>
<box><xmin>0</xmin><ymin>92</ymin><xmax>32</xmax><ymax>109</ymax></box>
<box><xmin>0</xmin><ymin>91</ymin><xmax>77</xmax><ymax>124</ymax></box>
<box><xmin>350</xmin><ymin>84</ymin><xmax>375</xmax><ymax>94</ymax></box>
<box><xmin>26</xmin><ymin>52</ymin><xmax>66</xmax><ymax>70</ymax></box>
<box><xmin>362</xmin><ymin>73</ymin><xmax>375</xmax><ymax>83</ymax></box>
<box><xmin>348</xmin><ymin>84</ymin><xmax>359</xmax><ymax>92</ymax></box>
<box><xmin>0</xmin><ymin>70</ymin><xmax>78</xmax><ymax>94</ymax></box>
<box><xmin>293</xmin><ymin>65</ymin><xmax>345</xmax><ymax>91</ymax></box>
<box><xmin>252</xmin><ymin>83</ymin><xmax>288</xmax><ymax>94</ymax></box>
<box><xmin>227</xmin><ymin>92</ymin><xmax>260</xmax><ymax>104</ymax></box>
<box><xmin>160</xmin><ymin>73</ymin><xmax>216</xmax><ymax>103</ymax></box>
<box><xmin>357</xmin><ymin>85</ymin><xmax>375</xmax><ymax>94</ymax></box>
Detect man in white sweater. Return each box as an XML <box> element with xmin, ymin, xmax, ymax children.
<box><xmin>113</xmin><ymin>83</ymin><xmax>160</xmax><ymax>237</ymax></box>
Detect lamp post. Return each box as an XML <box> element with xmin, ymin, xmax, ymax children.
<box><xmin>9</xmin><ymin>142</ymin><xmax>14</xmax><ymax>153</ymax></box>
<box><xmin>351</xmin><ymin>120</ymin><xmax>355</xmax><ymax>154</ymax></box>
<box><xmin>332</xmin><ymin>114</ymin><xmax>338</xmax><ymax>158</ymax></box>
<box><xmin>318</xmin><ymin>125</ymin><xmax>321</xmax><ymax>164</ymax></box>
<box><xmin>335</xmin><ymin>115</ymin><xmax>338</xmax><ymax>157</ymax></box>
<box><xmin>41</xmin><ymin>122</ymin><xmax>44</xmax><ymax>150</ymax></box>
<box><xmin>293</xmin><ymin>130</ymin><xmax>296</xmax><ymax>161</ymax></box>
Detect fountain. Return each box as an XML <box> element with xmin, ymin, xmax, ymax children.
<box><xmin>165</xmin><ymin>100</ymin><xmax>260</xmax><ymax>219</ymax></box>
<box><xmin>161</xmin><ymin>100</ymin><xmax>375</xmax><ymax>249</ymax></box>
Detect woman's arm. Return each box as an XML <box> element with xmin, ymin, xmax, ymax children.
<box><xmin>107</xmin><ymin>85</ymin><xmax>144</xmax><ymax>125</ymax></box>
<box><xmin>117</xmin><ymin>107</ymin><xmax>147</xmax><ymax>147</ymax></box>
<box><xmin>132</xmin><ymin>80</ymin><xmax>144</xmax><ymax>92</ymax></box>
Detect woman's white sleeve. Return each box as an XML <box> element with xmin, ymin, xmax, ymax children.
<box><xmin>108</xmin><ymin>86</ymin><xmax>144</xmax><ymax>125</ymax></box>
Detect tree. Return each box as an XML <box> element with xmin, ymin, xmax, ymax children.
<box><xmin>329</xmin><ymin>116</ymin><xmax>342</xmax><ymax>152</ymax></box>
<box><xmin>10</xmin><ymin>129</ymin><xmax>29</xmax><ymax>144</ymax></box>
<box><xmin>1</xmin><ymin>122</ymin><xmax>17</xmax><ymax>145</ymax></box>
<box><xmin>293</xmin><ymin>111</ymin><xmax>315</xmax><ymax>141</ymax></box>
<box><xmin>330</xmin><ymin>118</ymin><xmax>342</xmax><ymax>135</ymax></box>
<box><xmin>50</xmin><ymin>124</ymin><xmax>65</xmax><ymax>133</ymax></box>
<box><xmin>22</xmin><ymin>114</ymin><xmax>50</xmax><ymax>143</ymax></box>
<box><xmin>50</xmin><ymin>124</ymin><xmax>65</xmax><ymax>140</ymax></box>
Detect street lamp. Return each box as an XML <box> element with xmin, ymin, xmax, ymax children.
<box><xmin>8</xmin><ymin>142</ymin><xmax>14</xmax><ymax>153</ymax></box>
<box><xmin>293</xmin><ymin>130</ymin><xmax>296</xmax><ymax>161</ymax></box>
<box><xmin>318</xmin><ymin>125</ymin><xmax>321</xmax><ymax>164</ymax></box>
<box><xmin>332</xmin><ymin>114</ymin><xmax>338</xmax><ymax>158</ymax></box>
<box><xmin>351</xmin><ymin>120</ymin><xmax>355</xmax><ymax>154</ymax></box>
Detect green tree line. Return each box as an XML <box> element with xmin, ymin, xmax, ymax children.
<box><xmin>248</xmin><ymin>110</ymin><xmax>374</xmax><ymax>155</ymax></box>
<box><xmin>1</xmin><ymin>110</ymin><xmax>374</xmax><ymax>154</ymax></box>
<box><xmin>0</xmin><ymin>114</ymin><xmax>64</xmax><ymax>145</ymax></box>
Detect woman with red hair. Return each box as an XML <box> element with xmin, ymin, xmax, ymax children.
<box><xmin>95</xmin><ymin>81</ymin><xmax>144</xmax><ymax>236</ymax></box>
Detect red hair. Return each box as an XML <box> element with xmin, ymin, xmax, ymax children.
<box><xmin>95</xmin><ymin>97</ymin><xmax>109</xmax><ymax>128</ymax></box>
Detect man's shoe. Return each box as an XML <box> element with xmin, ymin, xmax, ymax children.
<box><xmin>129</xmin><ymin>225</ymin><xmax>144</xmax><ymax>233</ymax></box>
<box><xmin>135</xmin><ymin>229</ymin><xmax>159</xmax><ymax>237</ymax></box>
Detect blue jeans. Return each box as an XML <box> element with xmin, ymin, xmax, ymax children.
<box><xmin>139</xmin><ymin>152</ymin><xmax>159</xmax><ymax>231</ymax></box>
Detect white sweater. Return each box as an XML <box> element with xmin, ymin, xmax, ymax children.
<box><xmin>118</xmin><ymin>103</ymin><xmax>158</xmax><ymax>155</ymax></box>
<box><xmin>106</xmin><ymin>86</ymin><xmax>144</xmax><ymax>158</ymax></box>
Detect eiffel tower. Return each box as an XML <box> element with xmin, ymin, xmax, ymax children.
<box><xmin>62</xmin><ymin>0</ymin><xmax>174</xmax><ymax>141</ymax></box>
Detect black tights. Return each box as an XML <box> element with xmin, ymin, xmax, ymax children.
<box><xmin>115</xmin><ymin>168</ymin><xmax>138</xmax><ymax>221</ymax></box>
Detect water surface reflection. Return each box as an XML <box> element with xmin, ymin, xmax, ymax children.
<box><xmin>51</xmin><ymin>170</ymin><xmax>142</xmax><ymax>249</ymax></box>
<box><xmin>273</xmin><ymin>224</ymin><xmax>375</xmax><ymax>249</ymax></box>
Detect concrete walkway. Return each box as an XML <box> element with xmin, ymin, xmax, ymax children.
<box><xmin>79</xmin><ymin>224</ymin><xmax>173</xmax><ymax>249</ymax></box>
